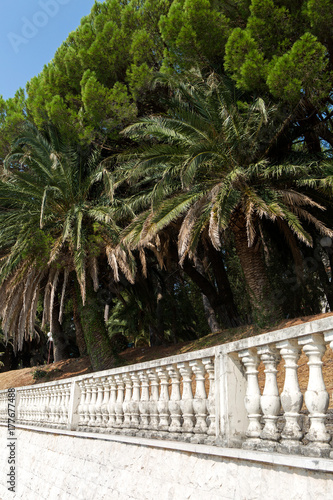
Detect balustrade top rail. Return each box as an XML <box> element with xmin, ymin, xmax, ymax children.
<box><xmin>1</xmin><ymin>315</ymin><xmax>333</xmax><ymax>460</ymax></box>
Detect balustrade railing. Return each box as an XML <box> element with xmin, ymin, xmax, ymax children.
<box><xmin>71</xmin><ymin>351</ymin><xmax>216</xmax><ymax>444</ymax></box>
<box><xmin>1</xmin><ymin>317</ymin><xmax>333</xmax><ymax>458</ymax></box>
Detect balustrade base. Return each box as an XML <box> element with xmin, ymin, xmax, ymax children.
<box><xmin>204</xmin><ymin>435</ymin><xmax>219</xmax><ymax>446</ymax></box>
<box><xmin>181</xmin><ymin>432</ymin><xmax>194</xmax><ymax>442</ymax></box>
<box><xmin>277</xmin><ymin>441</ymin><xmax>303</xmax><ymax>455</ymax></box>
<box><xmin>189</xmin><ymin>434</ymin><xmax>206</xmax><ymax>444</ymax></box>
<box><xmin>256</xmin><ymin>440</ymin><xmax>279</xmax><ymax>453</ymax></box>
<box><xmin>242</xmin><ymin>438</ymin><xmax>261</xmax><ymax>450</ymax></box>
<box><xmin>301</xmin><ymin>443</ymin><xmax>332</xmax><ymax>458</ymax></box>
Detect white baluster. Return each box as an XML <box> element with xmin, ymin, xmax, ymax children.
<box><xmin>39</xmin><ymin>388</ymin><xmax>45</xmax><ymax>424</ymax></box>
<box><xmin>36</xmin><ymin>388</ymin><xmax>42</xmax><ymax>423</ymax></box>
<box><xmin>257</xmin><ymin>345</ymin><xmax>281</xmax><ymax>451</ymax></box>
<box><xmin>33</xmin><ymin>389</ymin><xmax>39</xmax><ymax>423</ymax></box>
<box><xmin>139</xmin><ymin>371</ymin><xmax>150</xmax><ymax>433</ymax></box>
<box><xmin>17</xmin><ymin>390</ymin><xmax>23</xmax><ymax>423</ymax></box>
<box><xmin>63</xmin><ymin>384</ymin><xmax>70</xmax><ymax>426</ymax></box>
<box><xmin>45</xmin><ymin>387</ymin><xmax>52</xmax><ymax>425</ymax></box>
<box><xmin>29</xmin><ymin>390</ymin><xmax>34</xmax><ymax>423</ymax></box>
<box><xmin>114</xmin><ymin>375</ymin><xmax>125</xmax><ymax>429</ymax></box>
<box><xmin>88</xmin><ymin>381</ymin><xmax>98</xmax><ymax>427</ymax></box>
<box><xmin>94</xmin><ymin>378</ymin><xmax>104</xmax><ymax>430</ymax></box>
<box><xmin>49</xmin><ymin>387</ymin><xmax>56</xmax><ymax>425</ymax></box>
<box><xmin>107</xmin><ymin>376</ymin><xmax>117</xmax><ymax>430</ymax></box>
<box><xmin>239</xmin><ymin>348</ymin><xmax>262</xmax><ymax>450</ymax></box>
<box><xmin>26</xmin><ymin>390</ymin><xmax>31</xmax><ymax>423</ymax></box>
<box><xmin>25</xmin><ymin>390</ymin><xmax>30</xmax><ymax>423</ymax></box>
<box><xmin>43</xmin><ymin>388</ymin><xmax>49</xmax><ymax>424</ymax></box>
<box><xmin>298</xmin><ymin>334</ymin><xmax>331</xmax><ymax>456</ymax></box>
<box><xmin>123</xmin><ymin>374</ymin><xmax>132</xmax><ymax>432</ymax></box>
<box><xmin>31</xmin><ymin>390</ymin><xmax>36</xmax><ymax>423</ymax></box>
<box><xmin>77</xmin><ymin>381</ymin><xmax>86</xmax><ymax>427</ymax></box>
<box><xmin>129</xmin><ymin>372</ymin><xmax>140</xmax><ymax>433</ymax></box>
<box><xmin>190</xmin><ymin>360</ymin><xmax>208</xmax><ymax>440</ymax></box>
<box><xmin>101</xmin><ymin>377</ymin><xmax>110</xmax><ymax>428</ymax></box>
<box><xmin>167</xmin><ymin>365</ymin><xmax>182</xmax><ymax>437</ymax></box>
<box><xmin>27</xmin><ymin>390</ymin><xmax>32</xmax><ymax>423</ymax></box>
<box><xmin>83</xmin><ymin>380</ymin><xmax>92</xmax><ymax>428</ymax></box>
<box><xmin>276</xmin><ymin>339</ymin><xmax>303</xmax><ymax>453</ymax></box>
<box><xmin>53</xmin><ymin>386</ymin><xmax>61</xmax><ymax>426</ymax></box>
<box><xmin>178</xmin><ymin>362</ymin><xmax>194</xmax><ymax>439</ymax></box>
<box><xmin>147</xmin><ymin>369</ymin><xmax>159</xmax><ymax>435</ymax></box>
<box><xmin>31</xmin><ymin>390</ymin><xmax>37</xmax><ymax>423</ymax></box>
<box><xmin>58</xmin><ymin>385</ymin><xmax>65</xmax><ymax>425</ymax></box>
<box><xmin>156</xmin><ymin>367</ymin><xmax>170</xmax><ymax>435</ymax></box>
<box><xmin>59</xmin><ymin>385</ymin><xmax>66</xmax><ymax>425</ymax></box>
<box><xmin>202</xmin><ymin>357</ymin><xmax>216</xmax><ymax>441</ymax></box>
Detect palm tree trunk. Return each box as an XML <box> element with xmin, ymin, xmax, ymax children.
<box><xmin>77</xmin><ymin>277</ymin><xmax>116</xmax><ymax>371</ymax></box>
<box><xmin>233</xmin><ymin>218</ymin><xmax>282</xmax><ymax>324</ymax></box>
<box><xmin>201</xmin><ymin>294</ymin><xmax>221</xmax><ymax>333</ymax></box>
<box><xmin>52</xmin><ymin>302</ymin><xmax>69</xmax><ymax>362</ymax></box>
<box><xmin>72</xmin><ymin>287</ymin><xmax>88</xmax><ymax>356</ymax></box>
<box><xmin>205</xmin><ymin>242</ymin><xmax>241</xmax><ymax>326</ymax></box>
<box><xmin>183</xmin><ymin>258</ymin><xmax>237</xmax><ymax>328</ymax></box>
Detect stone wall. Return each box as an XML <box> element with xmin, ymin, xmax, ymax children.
<box><xmin>0</xmin><ymin>425</ymin><xmax>332</xmax><ymax>500</ymax></box>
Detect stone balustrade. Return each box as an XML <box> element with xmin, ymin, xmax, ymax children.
<box><xmin>0</xmin><ymin>390</ymin><xmax>7</xmax><ymax>422</ymax></box>
<box><xmin>1</xmin><ymin>316</ymin><xmax>333</xmax><ymax>458</ymax></box>
<box><xmin>16</xmin><ymin>380</ymin><xmax>72</xmax><ymax>429</ymax></box>
<box><xmin>72</xmin><ymin>351</ymin><xmax>216</xmax><ymax>445</ymax></box>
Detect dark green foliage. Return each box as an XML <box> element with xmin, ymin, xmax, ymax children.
<box><xmin>2</xmin><ymin>0</ymin><xmax>333</xmax><ymax>369</ymax></box>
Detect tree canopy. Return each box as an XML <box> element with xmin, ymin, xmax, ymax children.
<box><xmin>1</xmin><ymin>0</ymin><xmax>333</xmax><ymax>370</ymax></box>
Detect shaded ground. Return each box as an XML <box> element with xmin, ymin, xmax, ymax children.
<box><xmin>1</xmin><ymin>312</ymin><xmax>333</xmax><ymax>407</ymax></box>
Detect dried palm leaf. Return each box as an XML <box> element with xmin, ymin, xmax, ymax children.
<box><xmin>59</xmin><ymin>268</ymin><xmax>69</xmax><ymax>324</ymax></box>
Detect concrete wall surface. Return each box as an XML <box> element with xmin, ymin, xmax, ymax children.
<box><xmin>0</xmin><ymin>425</ymin><xmax>332</xmax><ymax>500</ymax></box>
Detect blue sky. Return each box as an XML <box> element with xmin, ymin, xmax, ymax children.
<box><xmin>0</xmin><ymin>0</ymin><xmax>98</xmax><ymax>100</ymax></box>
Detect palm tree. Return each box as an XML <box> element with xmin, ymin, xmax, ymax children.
<box><xmin>121</xmin><ymin>71</ymin><xmax>333</xmax><ymax>323</ymax></box>
<box><xmin>0</xmin><ymin>122</ymin><xmax>127</xmax><ymax>369</ymax></box>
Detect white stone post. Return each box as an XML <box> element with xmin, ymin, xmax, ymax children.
<box><xmin>130</xmin><ymin>372</ymin><xmax>140</xmax><ymax>432</ymax></box>
<box><xmin>156</xmin><ymin>367</ymin><xmax>170</xmax><ymax>434</ymax></box>
<box><xmin>83</xmin><ymin>380</ymin><xmax>92</xmax><ymax>428</ymax></box>
<box><xmin>77</xmin><ymin>381</ymin><xmax>86</xmax><ymax>427</ymax></box>
<box><xmin>35</xmin><ymin>388</ymin><xmax>42</xmax><ymax>422</ymax></box>
<box><xmin>202</xmin><ymin>357</ymin><xmax>216</xmax><ymax>442</ymax></box>
<box><xmin>123</xmin><ymin>374</ymin><xmax>133</xmax><ymax>431</ymax></box>
<box><xmin>88</xmin><ymin>381</ymin><xmax>98</xmax><ymax>428</ymax></box>
<box><xmin>178</xmin><ymin>362</ymin><xmax>194</xmax><ymax>438</ymax></box>
<box><xmin>94</xmin><ymin>378</ymin><xmax>104</xmax><ymax>429</ymax></box>
<box><xmin>276</xmin><ymin>339</ymin><xmax>303</xmax><ymax>453</ymax></box>
<box><xmin>16</xmin><ymin>390</ymin><xmax>23</xmax><ymax>423</ymax></box>
<box><xmin>239</xmin><ymin>348</ymin><xmax>262</xmax><ymax>450</ymax></box>
<box><xmin>257</xmin><ymin>345</ymin><xmax>281</xmax><ymax>451</ymax></box>
<box><xmin>107</xmin><ymin>376</ymin><xmax>118</xmax><ymax>430</ymax></box>
<box><xmin>100</xmin><ymin>377</ymin><xmax>110</xmax><ymax>428</ymax></box>
<box><xmin>167</xmin><ymin>365</ymin><xmax>182</xmax><ymax>436</ymax></box>
<box><xmin>147</xmin><ymin>369</ymin><xmax>159</xmax><ymax>433</ymax></box>
<box><xmin>62</xmin><ymin>384</ymin><xmax>70</xmax><ymax>426</ymax></box>
<box><xmin>49</xmin><ymin>387</ymin><xmax>57</xmax><ymax>425</ymax></box>
<box><xmin>114</xmin><ymin>375</ymin><xmax>125</xmax><ymax>428</ymax></box>
<box><xmin>54</xmin><ymin>386</ymin><xmax>62</xmax><ymax>426</ymax></box>
<box><xmin>138</xmin><ymin>371</ymin><xmax>150</xmax><ymax>432</ymax></box>
<box><xmin>68</xmin><ymin>381</ymin><xmax>81</xmax><ymax>431</ymax></box>
<box><xmin>189</xmin><ymin>360</ymin><xmax>208</xmax><ymax>439</ymax></box>
<box><xmin>298</xmin><ymin>334</ymin><xmax>330</xmax><ymax>456</ymax></box>
<box><xmin>55</xmin><ymin>386</ymin><xmax>62</xmax><ymax>425</ymax></box>
<box><xmin>26</xmin><ymin>390</ymin><xmax>32</xmax><ymax>423</ymax></box>
<box><xmin>57</xmin><ymin>384</ymin><xmax>65</xmax><ymax>428</ymax></box>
